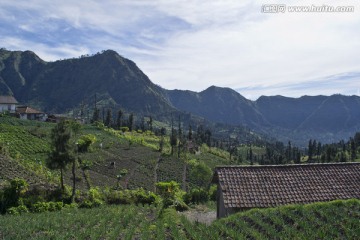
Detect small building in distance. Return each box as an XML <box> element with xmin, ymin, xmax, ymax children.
<box><xmin>0</xmin><ymin>95</ymin><xmax>18</xmax><ymax>113</ymax></box>
<box><xmin>16</xmin><ymin>106</ymin><xmax>47</xmax><ymax>121</ymax></box>
<box><xmin>213</xmin><ymin>163</ymin><xmax>360</xmax><ymax>218</ymax></box>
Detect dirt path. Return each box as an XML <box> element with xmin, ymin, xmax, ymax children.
<box><xmin>180</xmin><ymin>210</ymin><xmax>217</xmax><ymax>225</ymax></box>
<box><xmin>153</xmin><ymin>155</ymin><xmax>161</xmax><ymax>192</ymax></box>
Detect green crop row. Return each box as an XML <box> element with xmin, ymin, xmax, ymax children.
<box><xmin>0</xmin><ymin>199</ymin><xmax>359</xmax><ymax>239</ymax></box>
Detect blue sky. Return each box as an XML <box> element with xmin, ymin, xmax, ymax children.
<box><xmin>1</xmin><ymin>0</ymin><xmax>360</xmax><ymax>99</ymax></box>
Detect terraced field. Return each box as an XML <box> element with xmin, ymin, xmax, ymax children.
<box><xmin>0</xmin><ymin>116</ymin><xmax>231</xmax><ymax>191</ymax></box>
<box><xmin>0</xmin><ymin>199</ymin><xmax>358</xmax><ymax>239</ymax></box>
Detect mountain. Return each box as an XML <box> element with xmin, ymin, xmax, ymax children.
<box><xmin>168</xmin><ymin>88</ymin><xmax>360</xmax><ymax>144</ymax></box>
<box><xmin>1</xmin><ymin>48</ymin><xmax>360</xmax><ymax>145</ymax></box>
<box><xmin>166</xmin><ymin>86</ymin><xmax>267</xmax><ymax>127</ymax></box>
<box><xmin>0</xmin><ymin>49</ymin><xmax>175</xmax><ymax>115</ymax></box>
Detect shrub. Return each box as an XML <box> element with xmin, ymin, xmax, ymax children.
<box><xmin>188</xmin><ymin>159</ymin><xmax>212</xmax><ymax>189</ymax></box>
<box><xmin>79</xmin><ymin>188</ymin><xmax>104</xmax><ymax>209</ymax></box>
<box><xmin>120</xmin><ymin>127</ymin><xmax>129</xmax><ymax>133</ymax></box>
<box><xmin>7</xmin><ymin>205</ymin><xmax>29</xmax><ymax>215</ymax></box>
<box><xmin>105</xmin><ymin>189</ymin><xmax>133</xmax><ymax>205</ymax></box>
<box><xmin>48</xmin><ymin>201</ymin><xmax>64</xmax><ymax>211</ymax></box>
<box><xmin>156</xmin><ymin>181</ymin><xmax>188</xmax><ymax>211</ymax></box>
<box><xmin>209</xmin><ymin>184</ymin><xmax>217</xmax><ymax>201</ymax></box>
<box><xmin>63</xmin><ymin>203</ymin><xmax>78</xmax><ymax>209</ymax></box>
<box><xmin>31</xmin><ymin>202</ymin><xmax>50</xmax><ymax>213</ymax></box>
<box><xmin>132</xmin><ymin>188</ymin><xmax>159</xmax><ymax>206</ymax></box>
<box><xmin>184</xmin><ymin>188</ymin><xmax>209</xmax><ymax>204</ymax></box>
<box><xmin>77</xmin><ymin>134</ymin><xmax>96</xmax><ymax>152</ymax></box>
<box><xmin>0</xmin><ymin>178</ymin><xmax>29</xmax><ymax>214</ymax></box>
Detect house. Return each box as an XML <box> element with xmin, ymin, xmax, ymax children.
<box><xmin>212</xmin><ymin>163</ymin><xmax>360</xmax><ymax>218</ymax></box>
<box><xmin>16</xmin><ymin>106</ymin><xmax>47</xmax><ymax>121</ymax></box>
<box><xmin>0</xmin><ymin>95</ymin><xmax>18</xmax><ymax>113</ymax></box>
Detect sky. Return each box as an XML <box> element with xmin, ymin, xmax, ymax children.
<box><xmin>1</xmin><ymin>0</ymin><xmax>360</xmax><ymax>100</ymax></box>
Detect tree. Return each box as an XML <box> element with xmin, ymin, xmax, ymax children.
<box><xmin>116</xmin><ymin>110</ymin><xmax>123</xmax><ymax>129</ymax></box>
<box><xmin>105</xmin><ymin>109</ymin><xmax>112</xmax><ymax>127</ymax></box>
<box><xmin>128</xmin><ymin>113</ymin><xmax>134</xmax><ymax>132</ymax></box>
<box><xmin>148</xmin><ymin>116</ymin><xmax>153</xmax><ymax>132</ymax></box>
<box><xmin>249</xmin><ymin>146</ymin><xmax>253</xmax><ymax>165</ymax></box>
<box><xmin>170</xmin><ymin>117</ymin><xmax>177</xmax><ymax>155</ymax></box>
<box><xmin>69</xmin><ymin>120</ymin><xmax>81</xmax><ymax>202</ymax></box>
<box><xmin>47</xmin><ymin>120</ymin><xmax>75</xmax><ymax>192</ymax></box>
<box><xmin>188</xmin><ymin>125</ymin><xmax>192</xmax><ymax>140</ymax></box>
<box><xmin>170</xmin><ymin>128</ymin><xmax>177</xmax><ymax>155</ymax></box>
<box><xmin>204</xmin><ymin>129</ymin><xmax>212</xmax><ymax>146</ymax></box>
<box><xmin>350</xmin><ymin>138</ymin><xmax>356</xmax><ymax>160</ymax></box>
<box><xmin>286</xmin><ymin>141</ymin><xmax>292</xmax><ymax>162</ymax></box>
<box><xmin>159</xmin><ymin>127</ymin><xmax>166</xmax><ymax>153</ymax></box>
<box><xmin>308</xmin><ymin>139</ymin><xmax>313</xmax><ymax>161</ymax></box>
<box><xmin>188</xmin><ymin>159</ymin><xmax>212</xmax><ymax>188</ymax></box>
<box><xmin>91</xmin><ymin>108</ymin><xmax>100</xmax><ymax>123</ymax></box>
<box><xmin>177</xmin><ymin>116</ymin><xmax>183</xmax><ymax>158</ymax></box>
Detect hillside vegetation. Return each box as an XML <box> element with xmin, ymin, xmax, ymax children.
<box><xmin>0</xmin><ymin>199</ymin><xmax>358</xmax><ymax>239</ymax></box>
<box><xmin>0</xmin><ymin>116</ymin><xmax>231</xmax><ymax>191</ymax></box>
<box><xmin>2</xmin><ymin>48</ymin><xmax>360</xmax><ymax>145</ymax></box>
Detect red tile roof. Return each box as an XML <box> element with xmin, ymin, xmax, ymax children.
<box><xmin>0</xmin><ymin>96</ymin><xmax>18</xmax><ymax>104</ymax></box>
<box><xmin>213</xmin><ymin>163</ymin><xmax>360</xmax><ymax>209</ymax></box>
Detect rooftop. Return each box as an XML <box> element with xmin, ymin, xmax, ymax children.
<box><xmin>16</xmin><ymin>106</ymin><xmax>43</xmax><ymax>114</ymax></box>
<box><xmin>213</xmin><ymin>163</ymin><xmax>360</xmax><ymax>209</ymax></box>
<box><xmin>0</xmin><ymin>95</ymin><xmax>18</xmax><ymax>104</ymax></box>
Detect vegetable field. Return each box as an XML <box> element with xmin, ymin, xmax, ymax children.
<box><xmin>0</xmin><ymin>199</ymin><xmax>359</xmax><ymax>239</ymax></box>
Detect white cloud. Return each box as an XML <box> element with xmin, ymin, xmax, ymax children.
<box><xmin>0</xmin><ymin>0</ymin><xmax>359</xmax><ymax>98</ymax></box>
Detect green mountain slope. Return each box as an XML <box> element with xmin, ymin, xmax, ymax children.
<box><xmin>167</xmin><ymin>86</ymin><xmax>267</xmax><ymax>127</ymax></box>
<box><xmin>2</xmin><ymin>48</ymin><xmax>360</xmax><ymax>145</ymax></box>
<box><xmin>0</xmin><ymin>49</ymin><xmax>175</xmax><ymax>115</ymax></box>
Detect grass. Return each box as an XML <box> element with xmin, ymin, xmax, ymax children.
<box><xmin>0</xmin><ymin>199</ymin><xmax>358</xmax><ymax>239</ymax></box>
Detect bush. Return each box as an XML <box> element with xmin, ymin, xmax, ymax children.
<box><xmin>209</xmin><ymin>184</ymin><xmax>217</xmax><ymax>201</ymax></box>
<box><xmin>104</xmin><ymin>188</ymin><xmax>159</xmax><ymax>206</ymax></box>
<box><xmin>7</xmin><ymin>205</ymin><xmax>29</xmax><ymax>215</ymax></box>
<box><xmin>79</xmin><ymin>188</ymin><xmax>104</xmax><ymax>209</ymax></box>
<box><xmin>120</xmin><ymin>127</ymin><xmax>129</xmax><ymax>133</ymax></box>
<box><xmin>132</xmin><ymin>188</ymin><xmax>159</xmax><ymax>206</ymax></box>
<box><xmin>48</xmin><ymin>201</ymin><xmax>64</xmax><ymax>211</ymax></box>
<box><xmin>184</xmin><ymin>188</ymin><xmax>209</xmax><ymax>204</ymax></box>
<box><xmin>63</xmin><ymin>203</ymin><xmax>78</xmax><ymax>209</ymax></box>
<box><xmin>0</xmin><ymin>178</ymin><xmax>29</xmax><ymax>214</ymax></box>
<box><xmin>31</xmin><ymin>202</ymin><xmax>49</xmax><ymax>213</ymax></box>
<box><xmin>105</xmin><ymin>189</ymin><xmax>133</xmax><ymax>204</ymax></box>
<box><xmin>188</xmin><ymin>159</ymin><xmax>212</xmax><ymax>189</ymax></box>
<box><xmin>77</xmin><ymin>134</ymin><xmax>97</xmax><ymax>152</ymax></box>
<box><xmin>156</xmin><ymin>181</ymin><xmax>188</xmax><ymax>211</ymax></box>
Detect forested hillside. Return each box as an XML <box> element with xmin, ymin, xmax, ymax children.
<box><xmin>1</xmin><ymin>48</ymin><xmax>360</xmax><ymax>146</ymax></box>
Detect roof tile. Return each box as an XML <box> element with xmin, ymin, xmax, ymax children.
<box><xmin>214</xmin><ymin>163</ymin><xmax>360</xmax><ymax>208</ymax></box>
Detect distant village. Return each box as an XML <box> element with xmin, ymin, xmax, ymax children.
<box><xmin>0</xmin><ymin>95</ymin><xmax>60</xmax><ymax>122</ymax></box>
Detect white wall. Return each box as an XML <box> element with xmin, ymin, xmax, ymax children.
<box><xmin>0</xmin><ymin>104</ymin><xmax>16</xmax><ymax>113</ymax></box>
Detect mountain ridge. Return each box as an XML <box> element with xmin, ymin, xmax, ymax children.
<box><xmin>1</xmin><ymin>48</ymin><xmax>359</xmax><ymax>145</ymax></box>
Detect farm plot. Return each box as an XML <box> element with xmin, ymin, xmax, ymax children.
<box><xmin>0</xmin><ymin>123</ymin><xmax>51</xmax><ymax>162</ymax></box>
<box><xmin>0</xmin><ymin>155</ymin><xmax>47</xmax><ymax>187</ymax></box>
<box><xmin>0</xmin><ymin>199</ymin><xmax>359</xmax><ymax>239</ymax></box>
<box><xmin>212</xmin><ymin>199</ymin><xmax>360</xmax><ymax>239</ymax></box>
<box><xmin>77</xmin><ymin>140</ymin><xmax>160</xmax><ymax>190</ymax></box>
<box><xmin>156</xmin><ymin>156</ymin><xmax>185</xmax><ymax>184</ymax></box>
